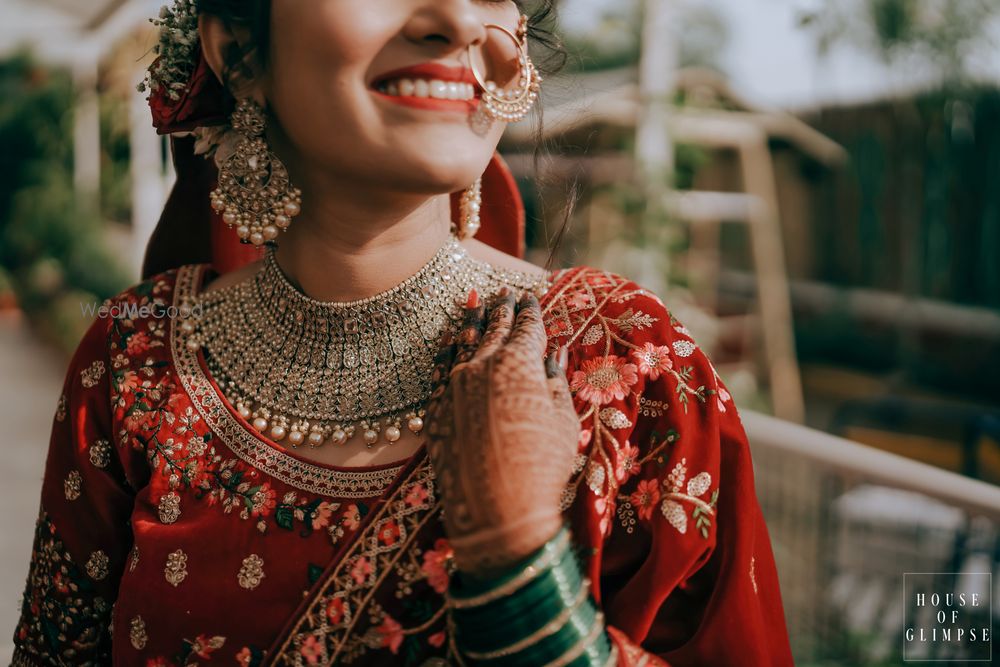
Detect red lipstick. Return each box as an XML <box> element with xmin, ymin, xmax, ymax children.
<box><xmin>370</xmin><ymin>62</ymin><xmax>481</xmax><ymax>112</ymax></box>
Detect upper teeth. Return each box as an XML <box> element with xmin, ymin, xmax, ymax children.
<box><xmin>378</xmin><ymin>79</ymin><xmax>477</xmax><ymax>100</ymax></box>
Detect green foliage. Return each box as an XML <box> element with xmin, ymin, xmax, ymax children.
<box><xmin>0</xmin><ymin>52</ymin><xmax>73</xmax><ymax>226</ymax></box>
<box><xmin>0</xmin><ymin>51</ymin><xmax>131</xmax><ymax>352</ymax></box>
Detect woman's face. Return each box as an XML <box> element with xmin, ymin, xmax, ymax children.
<box><xmin>261</xmin><ymin>0</ymin><xmax>522</xmax><ymax>196</ymax></box>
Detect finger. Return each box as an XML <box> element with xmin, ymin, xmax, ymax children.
<box><xmin>455</xmin><ymin>289</ymin><xmax>486</xmax><ymax>365</ymax></box>
<box><xmin>507</xmin><ymin>293</ymin><xmax>547</xmax><ymax>359</ymax></box>
<box><xmin>470</xmin><ymin>288</ymin><xmax>516</xmax><ymax>364</ymax></box>
<box><xmin>545</xmin><ymin>352</ymin><xmax>580</xmax><ymax>457</ymax></box>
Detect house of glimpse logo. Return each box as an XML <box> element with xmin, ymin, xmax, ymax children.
<box><xmin>80</xmin><ymin>300</ymin><xmax>203</xmax><ymax>320</ymax></box>
<box><xmin>903</xmin><ymin>572</ymin><xmax>992</xmax><ymax>662</ymax></box>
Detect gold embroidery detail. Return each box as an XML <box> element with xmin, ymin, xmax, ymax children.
<box><xmin>80</xmin><ymin>360</ymin><xmax>106</xmax><ymax>388</ymax></box>
<box><xmin>158</xmin><ymin>491</ymin><xmax>181</xmax><ymax>524</ymax></box>
<box><xmin>238</xmin><ymin>554</ymin><xmax>265</xmax><ymax>590</ymax></box>
<box><xmin>270</xmin><ymin>462</ymin><xmax>438</xmax><ymax>664</ymax></box>
<box><xmin>129</xmin><ymin>545</ymin><xmax>140</xmax><ymax>572</ymax></box>
<box><xmin>55</xmin><ymin>393</ymin><xmax>66</xmax><ymax>421</ymax></box>
<box><xmin>85</xmin><ymin>550</ymin><xmax>109</xmax><ymax>580</ymax></box>
<box><xmin>170</xmin><ymin>264</ymin><xmax>404</xmax><ymax>498</ymax></box>
<box><xmin>165</xmin><ymin>549</ymin><xmax>188</xmax><ymax>587</ymax></box>
<box><xmin>64</xmin><ymin>470</ymin><xmax>81</xmax><ymax>500</ymax></box>
<box><xmin>599</xmin><ymin>407</ymin><xmax>632</xmax><ymax>430</ymax></box>
<box><xmin>637</xmin><ymin>396</ymin><xmax>667</xmax><ymax>418</ymax></box>
<box><xmin>130</xmin><ymin>615</ymin><xmax>147</xmax><ymax>650</ymax></box>
<box><xmin>89</xmin><ymin>439</ymin><xmax>111</xmax><ymax>468</ymax></box>
<box><xmin>750</xmin><ymin>556</ymin><xmax>758</xmax><ymax>594</ymax></box>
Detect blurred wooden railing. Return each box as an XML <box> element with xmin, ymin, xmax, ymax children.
<box><xmin>744</xmin><ymin>410</ymin><xmax>1000</xmax><ymax>665</ymax></box>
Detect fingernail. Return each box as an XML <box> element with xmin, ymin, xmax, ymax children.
<box><xmin>466</xmin><ymin>289</ymin><xmax>480</xmax><ymax>310</ymax></box>
<box><xmin>544</xmin><ymin>352</ymin><xmax>561</xmax><ymax>378</ymax></box>
<box><xmin>498</xmin><ymin>286</ymin><xmax>511</xmax><ymax>297</ymax></box>
<box><xmin>558</xmin><ymin>346</ymin><xmax>569</xmax><ymax>371</ymax></box>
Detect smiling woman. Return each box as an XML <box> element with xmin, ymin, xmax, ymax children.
<box><xmin>11</xmin><ymin>1</ymin><xmax>793</xmax><ymax>666</ymax></box>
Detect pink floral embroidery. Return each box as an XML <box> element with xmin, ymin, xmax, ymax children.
<box><xmin>311</xmin><ymin>501</ymin><xmax>334</xmax><ymax>530</ymax></box>
<box><xmin>630</xmin><ymin>479</ymin><xmax>661</xmax><ymax>520</ymax></box>
<box><xmin>326</xmin><ymin>597</ymin><xmax>345</xmax><ymax>625</ymax></box>
<box><xmin>570</xmin><ymin>355</ymin><xmax>638</xmax><ymax>405</ymax></box>
<box><xmin>249</xmin><ymin>484</ymin><xmax>277</xmax><ymax>517</ymax></box>
<box><xmin>428</xmin><ymin>631</ymin><xmax>446</xmax><ymax>648</ymax></box>
<box><xmin>189</xmin><ymin>634</ymin><xmax>225</xmax><ymax>659</ymax></box>
<box><xmin>377</xmin><ymin>520</ymin><xmax>401</xmax><ymax>546</ymax></box>
<box><xmin>235</xmin><ymin>647</ymin><xmax>252</xmax><ymax>666</ymax></box>
<box><xmin>350</xmin><ymin>556</ymin><xmax>373</xmax><ymax>585</ymax></box>
<box><xmin>343</xmin><ymin>504</ymin><xmax>362</xmax><ymax>530</ymax></box>
<box><xmin>631</xmin><ymin>342</ymin><xmax>673</xmax><ymax>380</ymax></box>
<box><xmin>146</xmin><ymin>658</ymin><xmax>174</xmax><ymax>667</ymax></box>
<box><xmin>717</xmin><ymin>386</ymin><xmax>732</xmax><ymax>413</ymax></box>
<box><xmin>421</xmin><ymin>538</ymin><xmax>454</xmax><ymax>593</ymax></box>
<box><xmin>126</xmin><ymin>331</ymin><xmax>151</xmax><ymax>356</ymax></box>
<box><xmin>117</xmin><ymin>370</ymin><xmax>140</xmax><ymax>394</ymax></box>
<box><xmin>300</xmin><ymin>635</ymin><xmax>323</xmax><ymax>665</ymax></box>
<box><xmin>578</xmin><ymin>428</ymin><xmax>593</xmax><ymax>452</ymax></box>
<box><xmin>615</xmin><ymin>442</ymin><xmax>641</xmax><ymax>482</ymax></box>
<box><xmin>377</xmin><ymin>616</ymin><xmax>404</xmax><ymax>654</ymax></box>
<box><xmin>404</xmin><ymin>483</ymin><xmax>429</xmax><ymax>507</ymax></box>
<box><xmin>568</xmin><ymin>292</ymin><xmax>592</xmax><ymax>309</ymax></box>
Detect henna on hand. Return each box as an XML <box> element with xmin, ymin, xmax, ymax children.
<box><xmin>426</xmin><ymin>290</ymin><xmax>579</xmax><ymax>577</ymax></box>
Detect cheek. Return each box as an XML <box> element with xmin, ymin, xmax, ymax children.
<box><xmin>265</xmin><ymin>1</ymin><xmax>384</xmax><ymax>136</ymax></box>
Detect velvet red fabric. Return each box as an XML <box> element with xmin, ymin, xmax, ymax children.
<box><xmin>13</xmin><ymin>260</ymin><xmax>794</xmax><ymax>666</ymax></box>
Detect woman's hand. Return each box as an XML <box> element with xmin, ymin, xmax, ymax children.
<box><xmin>425</xmin><ymin>289</ymin><xmax>579</xmax><ymax>578</ymax></box>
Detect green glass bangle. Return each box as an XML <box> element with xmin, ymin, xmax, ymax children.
<box><xmin>493</xmin><ymin>604</ymin><xmax>602</xmax><ymax>666</ymax></box>
<box><xmin>460</xmin><ymin>585</ymin><xmax>591</xmax><ymax>661</ymax></box>
<box><xmin>454</xmin><ymin>537</ymin><xmax>579</xmax><ymax>622</ymax></box>
<box><xmin>455</xmin><ymin>547</ymin><xmax>584</xmax><ymax>651</ymax></box>
<box><xmin>449</xmin><ymin>526</ymin><xmax>571</xmax><ymax>609</ymax></box>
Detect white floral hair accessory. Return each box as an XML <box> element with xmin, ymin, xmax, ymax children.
<box><xmin>137</xmin><ymin>0</ymin><xmax>201</xmax><ymax>101</ymax></box>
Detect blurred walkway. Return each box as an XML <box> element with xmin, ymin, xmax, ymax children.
<box><xmin>0</xmin><ymin>311</ymin><xmax>66</xmax><ymax>663</ymax></box>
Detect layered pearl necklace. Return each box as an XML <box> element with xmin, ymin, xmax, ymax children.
<box><xmin>178</xmin><ymin>235</ymin><xmax>549</xmax><ymax>449</ymax></box>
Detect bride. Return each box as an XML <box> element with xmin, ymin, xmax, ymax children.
<box><xmin>12</xmin><ymin>1</ymin><xmax>794</xmax><ymax>665</ymax></box>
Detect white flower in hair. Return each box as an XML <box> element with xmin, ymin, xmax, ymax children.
<box><xmin>137</xmin><ymin>0</ymin><xmax>201</xmax><ymax>101</ymax></box>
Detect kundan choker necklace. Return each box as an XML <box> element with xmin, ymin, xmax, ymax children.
<box><xmin>177</xmin><ymin>234</ymin><xmax>549</xmax><ymax>449</ymax></box>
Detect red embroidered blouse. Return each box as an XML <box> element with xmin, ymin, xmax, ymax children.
<box><xmin>12</xmin><ymin>262</ymin><xmax>793</xmax><ymax>666</ymax></box>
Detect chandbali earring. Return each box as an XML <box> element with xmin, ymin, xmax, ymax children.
<box><xmin>455</xmin><ymin>177</ymin><xmax>482</xmax><ymax>240</ymax></box>
<box><xmin>468</xmin><ymin>14</ymin><xmax>542</xmax><ymax>123</ymax></box>
<box><xmin>210</xmin><ymin>98</ymin><xmax>302</xmax><ymax>246</ymax></box>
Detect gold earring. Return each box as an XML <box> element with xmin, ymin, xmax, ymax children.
<box><xmin>455</xmin><ymin>177</ymin><xmax>482</xmax><ymax>240</ymax></box>
<box><xmin>210</xmin><ymin>98</ymin><xmax>302</xmax><ymax>246</ymax></box>
<box><xmin>468</xmin><ymin>14</ymin><xmax>541</xmax><ymax>123</ymax></box>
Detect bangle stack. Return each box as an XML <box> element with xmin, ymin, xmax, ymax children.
<box><xmin>447</xmin><ymin>526</ymin><xmax>617</xmax><ymax>666</ymax></box>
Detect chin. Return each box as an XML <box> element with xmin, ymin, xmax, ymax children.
<box><xmin>384</xmin><ymin>148</ymin><xmax>493</xmax><ymax>194</ymax></box>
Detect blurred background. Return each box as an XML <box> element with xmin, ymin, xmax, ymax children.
<box><xmin>1</xmin><ymin>0</ymin><xmax>999</xmax><ymax>664</ymax></box>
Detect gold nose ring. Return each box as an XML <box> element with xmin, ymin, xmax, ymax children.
<box><xmin>466</xmin><ymin>15</ymin><xmax>541</xmax><ymax>122</ymax></box>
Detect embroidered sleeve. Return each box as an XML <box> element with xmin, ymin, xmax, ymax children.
<box><xmin>554</xmin><ymin>272</ymin><xmax>794</xmax><ymax>666</ymax></box>
<box><xmin>12</xmin><ymin>313</ymin><xmax>137</xmax><ymax>666</ymax></box>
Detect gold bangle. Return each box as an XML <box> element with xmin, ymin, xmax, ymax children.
<box><xmin>448</xmin><ymin>528</ymin><xmax>572</xmax><ymax>610</ymax></box>
<box><xmin>543</xmin><ymin>611</ymin><xmax>607</xmax><ymax>667</ymax></box>
<box><xmin>603</xmin><ymin>644</ymin><xmax>620</xmax><ymax>667</ymax></box>
<box><xmin>460</xmin><ymin>580</ymin><xmax>592</xmax><ymax>660</ymax></box>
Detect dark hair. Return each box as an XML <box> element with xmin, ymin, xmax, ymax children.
<box><xmin>142</xmin><ymin>1</ymin><xmax>567</xmax><ymax>279</ymax></box>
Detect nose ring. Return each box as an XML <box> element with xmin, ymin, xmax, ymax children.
<box><xmin>466</xmin><ymin>14</ymin><xmax>541</xmax><ymax>123</ymax></box>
